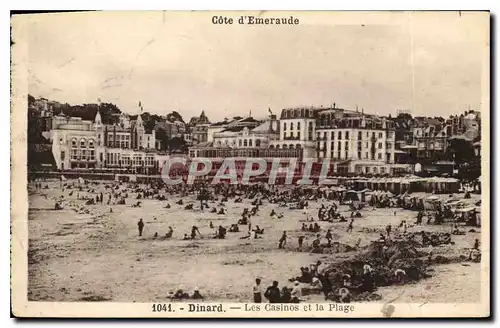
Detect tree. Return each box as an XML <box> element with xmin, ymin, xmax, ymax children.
<box><xmin>166</xmin><ymin>111</ymin><xmax>185</xmax><ymax>123</ymax></box>
<box><xmin>28</xmin><ymin>94</ymin><xmax>36</xmax><ymax>107</ymax></box>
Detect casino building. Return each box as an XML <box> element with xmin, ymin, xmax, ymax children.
<box><xmin>50</xmin><ymin>103</ymin><xmax>157</xmax><ymax>173</ymax></box>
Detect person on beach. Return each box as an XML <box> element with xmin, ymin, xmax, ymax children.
<box><xmin>298</xmin><ymin>236</ymin><xmax>305</xmax><ymax>250</ymax></box>
<box><xmin>347</xmin><ymin>218</ymin><xmax>354</xmax><ymax>233</ymax></box>
<box><xmin>290</xmin><ymin>281</ymin><xmax>302</xmax><ymax>303</ymax></box>
<box><xmin>278</xmin><ymin>231</ymin><xmax>287</xmax><ymax>249</ymax></box>
<box><xmin>253</xmin><ymin>278</ymin><xmax>262</xmax><ymax>303</ymax></box>
<box><xmin>191</xmin><ymin>225</ymin><xmax>201</xmax><ymax>239</ymax></box>
<box><xmin>137</xmin><ymin>219</ymin><xmax>144</xmax><ymax>236</ymax></box>
<box><xmin>386</xmin><ymin>224</ymin><xmax>392</xmax><ymax>238</ymax></box>
<box><xmin>264</xmin><ymin>281</ymin><xmax>281</xmax><ymax>303</ymax></box>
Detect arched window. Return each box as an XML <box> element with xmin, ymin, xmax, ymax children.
<box><xmin>269</xmin><ymin>144</ymin><xmax>274</xmax><ymax>148</ymax></box>
<box><xmin>88</xmin><ymin>139</ymin><xmax>95</xmax><ymax>148</ymax></box>
<box><xmin>296</xmin><ymin>144</ymin><xmax>301</xmax><ymax>148</ymax></box>
<box><xmin>80</xmin><ymin>138</ymin><xmax>87</xmax><ymax>148</ymax></box>
<box><xmin>283</xmin><ymin>144</ymin><xmax>288</xmax><ymax>149</ymax></box>
<box><xmin>289</xmin><ymin>144</ymin><xmax>295</xmax><ymax>149</ymax></box>
<box><xmin>71</xmin><ymin>138</ymin><xmax>77</xmax><ymax>148</ymax></box>
<box><xmin>275</xmin><ymin>145</ymin><xmax>280</xmax><ymax>149</ymax></box>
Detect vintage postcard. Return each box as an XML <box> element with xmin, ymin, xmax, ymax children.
<box><xmin>11</xmin><ymin>11</ymin><xmax>490</xmax><ymax>318</ymax></box>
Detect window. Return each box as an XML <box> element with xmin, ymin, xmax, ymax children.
<box><xmin>379</xmin><ymin>132</ymin><xmax>383</xmax><ymax>139</ymax></box>
<box><xmin>345</xmin><ymin>141</ymin><xmax>349</xmax><ymax>150</ymax></box>
<box><xmin>373</xmin><ymin>167</ymin><xmax>378</xmax><ymax>174</ymax></box>
<box><xmin>283</xmin><ymin>123</ymin><xmax>287</xmax><ymax>131</ymax></box>
<box><xmin>244</xmin><ymin>139</ymin><xmax>248</xmax><ymax>147</ymax></box>
<box><xmin>249</xmin><ymin>139</ymin><xmax>253</xmax><ymax>147</ymax></box>
<box><xmin>358</xmin><ymin>151</ymin><xmax>362</xmax><ymax>159</ymax></box>
<box><xmin>133</xmin><ymin>154</ymin><xmax>142</xmax><ymax>166</ymax></box>
<box><xmin>365</xmin><ymin>167</ymin><xmax>370</xmax><ymax>173</ymax></box>
<box><xmin>365</xmin><ymin>142</ymin><xmax>369</xmax><ymax>148</ymax></box>
<box><xmin>80</xmin><ymin>139</ymin><xmax>86</xmax><ymax>148</ymax></box>
<box><xmin>387</xmin><ymin>143</ymin><xmax>392</xmax><ymax>149</ymax></box>
<box><xmin>345</xmin><ymin>151</ymin><xmax>348</xmax><ymax>159</ymax></box>
<box><xmin>358</xmin><ymin>131</ymin><xmax>362</xmax><ymax>139</ymax></box>
<box><xmin>366</xmin><ymin>132</ymin><xmax>369</xmax><ymax>137</ymax></box>
<box><xmin>89</xmin><ymin>150</ymin><xmax>95</xmax><ymax>161</ymax></box>
<box><xmin>378</xmin><ymin>142</ymin><xmax>382</xmax><ymax>149</ymax></box>
<box><xmin>345</xmin><ymin>131</ymin><xmax>349</xmax><ymax>139</ymax></box>
<box><xmin>387</xmin><ymin>154</ymin><xmax>391</xmax><ymax>161</ymax></box>
<box><xmin>337</xmin><ymin>141</ymin><xmax>341</xmax><ymax>151</ymax></box>
<box><xmin>256</xmin><ymin>139</ymin><xmax>261</xmax><ymax>147</ymax></box>
<box><xmin>122</xmin><ymin>155</ymin><xmax>130</xmax><ymax>166</ymax></box>
<box><xmin>365</xmin><ymin>152</ymin><xmax>369</xmax><ymax>159</ymax></box>
<box><xmin>308</xmin><ymin>122</ymin><xmax>313</xmax><ymax>141</ymax></box>
<box><xmin>338</xmin><ymin>131</ymin><xmax>342</xmax><ymax>140</ymax></box>
<box><xmin>70</xmin><ymin>149</ymin><xmax>78</xmax><ymax>160</ymax></box>
<box><xmin>239</xmin><ymin>139</ymin><xmax>242</xmax><ymax>147</ymax></box>
<box><xmin>380</xmin><ymin>167</ymin><xmax>386</xmax><ymax>174</ymax></box>
<box><xmin>290</xmin><ymin>123</ymin><xmax>294</xmax><ymax>130</ymax></box>
<box><xmin>71</xmin><ymin>139</ymin><xmax>77</xmax><ymax>148</ymax></box>
<box><xmin>145</xmin><ymin>155</ymin><xmax>154</xmax><ymax>166</ymax></box>
<box><xmin>337</xmin><ymin>151</ymin><xmax>341</xmax><ymax>159</ymax></box>
<box><xmin>297</xmin><ymin>131</ymin><xmax>301</xmax><ymax>139</ymax></box>
<box><xmin>378</xmin><ymin>153</ymin><xmax>382</xmax><ymax>160</ymax></box>
<box><xmin>297</xmin><ymin>122</ymin><xmax>300</xmax><ymax>130</ymax></box>
<box><xmin>372</xmin><ymin>132</ymin><xmax>375</xmax><ymax>139</ymax></box>
<box><xmin>357</xmin><ymin>141</ymin><xmax>362</xmax><ymax>151</ymax></box>
<box><xmin>88</xmin><ymin>139</ymin><xmax>95</xmax><ymax>149</ymax></box>
<box><xmin>290</xmin><ymin>131</ymin><xmax>294</xmax><ymax>138</ymax></box>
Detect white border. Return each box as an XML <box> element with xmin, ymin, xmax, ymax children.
<box><xmin>5</xmin><ymin>1</ymin><xmax>498</xmax><ymax>328</ymax></box>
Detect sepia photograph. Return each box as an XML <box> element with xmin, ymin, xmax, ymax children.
<box><xmin>11</xmin><ymin>10</ymin><xmax>490</xmax><ymax>318</ymax></box>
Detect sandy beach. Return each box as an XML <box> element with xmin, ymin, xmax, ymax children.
<box><xmin>27</xmin><ymin>180</ymin><xmax>482</xmax><ymax>303</ymax></box>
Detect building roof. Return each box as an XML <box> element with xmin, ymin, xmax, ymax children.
<box><xmin>220</xmin><ymin>126</ymin><xmax>248</xmax><ymax>133</ymax></box>
<box><xmin>195</xmin><ymin>141</ymin><xmax>213</xmax><ymax>147</ymax></box>
<box><xmin>252</xmin><ymin>121</ymin><xmax>271</xmax><ymax>132</ymax></box>
<box><xmin>210</xmin><ymin>120</ymin><xmax>232</xmax><ymax>127</ymax></box>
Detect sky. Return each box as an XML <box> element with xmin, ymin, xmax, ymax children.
<box><xmin>20</xmin><ymin>11</ymin><xmax>489</xmax><ymax>122</ymax></box>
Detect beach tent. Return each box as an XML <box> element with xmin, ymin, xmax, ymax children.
<box><xmin>344</xmin><ymin>190</ymin><xmax>360</xmax><ymax>201</ymax></box>
<box><xmin>78</xmin><ymin>177</ymin><xmax>85</xmax><ymax>184</ymax></box>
